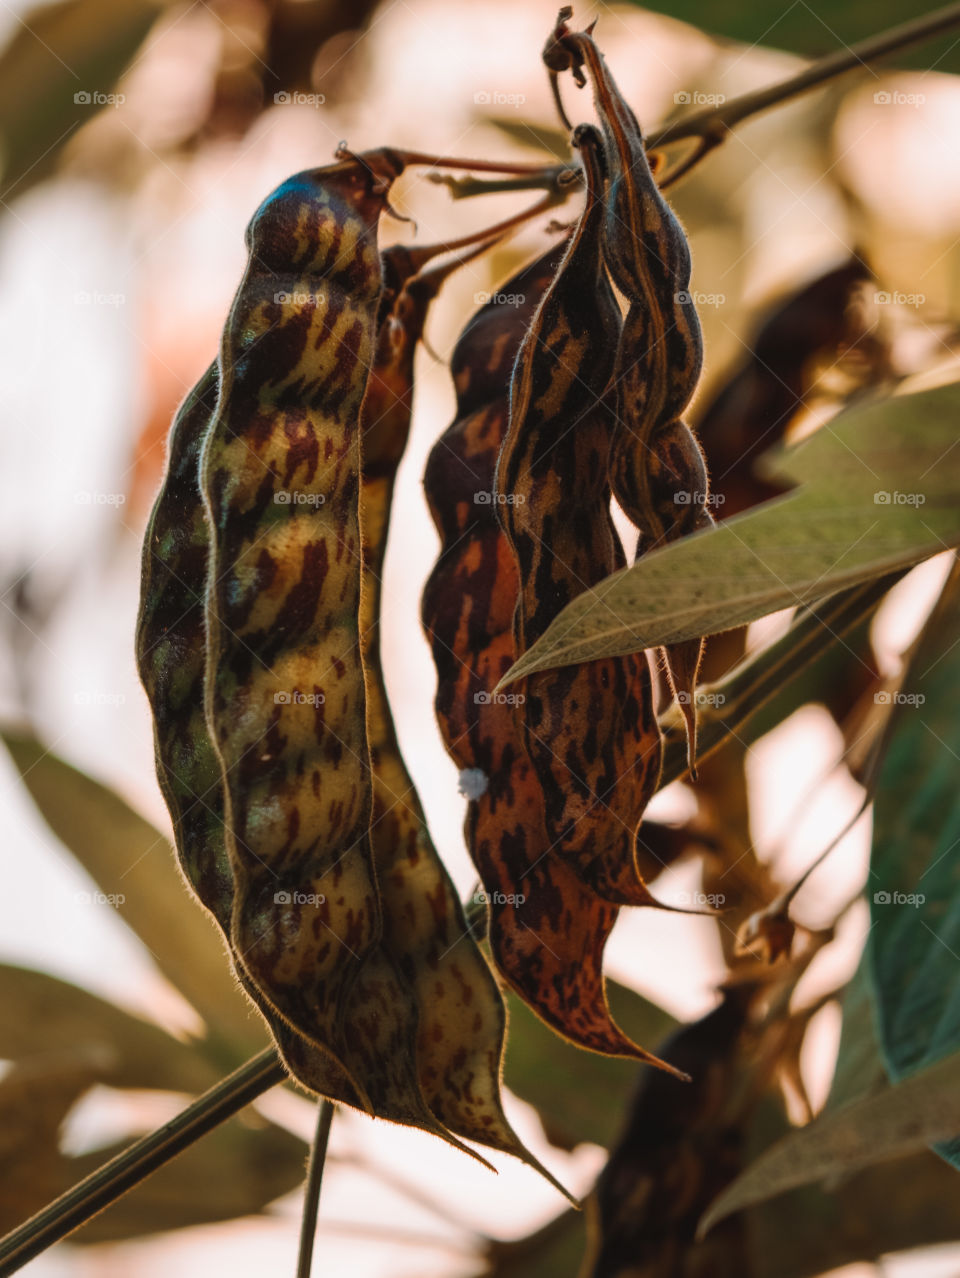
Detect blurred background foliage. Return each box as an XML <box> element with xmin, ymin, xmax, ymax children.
<box><xmin>0</xmin><ymin>0</ymin><xmax>959</xmax><ymax>1275</ymax></box>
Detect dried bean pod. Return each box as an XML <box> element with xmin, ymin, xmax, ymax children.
<box><xmin>423</xmin><ymin>250</ymin><xmax>682</xmax><ymax>1074</ymax></box>
<box><xmin>135</xmin><ymin>362</ymin><xmax>364</xmax><ymax>1107</ymax></box>
<box><xmin>199</xmin><ymin>154</ymin><xmax>487</xmax><ymax>1145</ymax></box>
<box><xmin>547</xmin><ymin>18</ymin><xmax>714</xmax><ymax>763</ymax></box>
<box><xmin>495</xmin><ymin>125</ymin><xmax>662</xmax><ymax>905</ymax></box>
<box><xmin>359</xmin><ymin>246</ymin><xmax>571</xmax><ymax>1191</ymax></box>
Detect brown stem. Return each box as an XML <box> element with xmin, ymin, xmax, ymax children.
<box><xmin>296</xmin><ymin>1100</ymin><xmax>335</xmax><ymax>1278</ymax></box>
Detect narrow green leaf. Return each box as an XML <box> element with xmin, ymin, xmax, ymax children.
<box><xmin>499</xmin><ymin>384</ymin><xmax>960</xmax><ymax>688</ymax></box>
<box><xmin>868</xmin><ymin>561</ymin><xmax>960</xmax><ymax>1166</ymax></box>
<box><xmin>628</xmin><ymin>0</ymin><xmax>960</xmax><ymax>77</ymax></box>
<box><xmin>0</xmin><ymin>0</ymin><xmax>162</xmax><ymax>202</ymax></box>
<box><xmin>2</xmin><ymin>729</ymin><xmax>262</xmax><ymax>1054</ymax></box>
<box><xmin>699</xmin><ymin>1049</ymin><xmax>960</xmax><ymax>1234</ymax></box>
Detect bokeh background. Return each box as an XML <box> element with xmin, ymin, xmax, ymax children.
<box><xmin>1</xmin><ymin>0</ymin><xmax>959</xmax><ymax>1273</ymax></box>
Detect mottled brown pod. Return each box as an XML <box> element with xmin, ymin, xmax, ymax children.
<box><xmin>423</xmin><ymin>246</ymin><xmax>683</xmax><ymax>1074</ymax></box>
<box><xmin>494</xmin><ymin>125</ymin><xmax>663</xmax><ymax>905</ymax></box>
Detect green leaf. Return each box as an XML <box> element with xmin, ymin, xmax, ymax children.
<box><xmin>632</xmin><ymin>0</ymin><xmax>960</xmax><ymax>76</ymax></box>
<box><xmin>1</xmin><ymin>729</ymin><xmax>263</xmax><ymax>1056</ymax></box>
<box><xmin>499</xmin><ymin>384</ymin><xmax>960</xmax><ymax>688</ymax></box>
<box><xmin>867</xmin><ymin>561</ymin><xmax>960</xmax><ymax>1166</ymax></box>
<box><xmin>699</xmin><ymin>1048</ymin><xmax>960</xmax><ymax>1234</ymax></box>
<box><xmin>503</xmin><ymin>981</ymin><xmax>676</xmax><ymax>1150</ymax></box>
<box><xmin>0</xmin><ymin>964</ymin><xmax>220</xmax><ymax>1095</ymax></box>
<box><xmin>0</xmin><ymin>0</ymin><xmax>162</xmax><ymax>202</ymax></box>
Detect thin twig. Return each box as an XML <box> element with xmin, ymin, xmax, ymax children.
<box><xmin>0</xmin><ymin>1047</ymin><xmax>285</xmax><ymax>1276</ymax></box>
<box><xmin>649</xmin><ymin>1</ymin><xmax>960</xmax><ymax>151</ymax></box>
<box><xmin>296</xmin><ymin>1100</ymin><xmax>335</xmax><ymax>1278</ymax></box>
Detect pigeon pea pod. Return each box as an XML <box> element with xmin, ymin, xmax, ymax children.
<box><xmin>545</xmin><ymin>16</ymin><xmax>715</xmax><ymax>765</ymax></box>
<box><xmin>494</xmin><ymin>125</ymin><xmax>663</xmax><ymax>905</ymax></box>
<box><xmin>136</xmin><ymin>361</ymin><xmax>365</xmax><ymax>1107</ymax></box>
<box><xmin>422</xmin><ymin>247</ymin><xmax>682</xmax><ymax>1074</ymax></box>
<box><xmin>359</xmin><ymin>245</ymin><xmax>571</xmax><ymax>1191</ymax></box>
